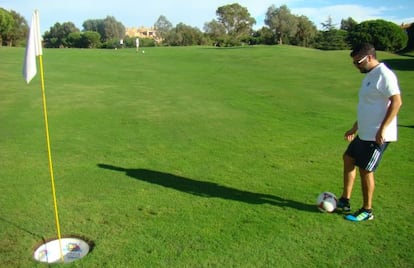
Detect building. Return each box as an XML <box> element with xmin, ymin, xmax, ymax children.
<box><xmin>401</xmin><ymin>22</ymin><xmax>413</xmax><ymax>29</ymax></box>
<box><xmin>125</xmin><ymin>26</ymin><xmax>160</xmax><ymax>43</ymax></box>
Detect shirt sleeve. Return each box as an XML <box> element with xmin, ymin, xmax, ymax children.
<box><xmin>379</xmin><ymin>69</ymin><xmax>400</xmax><ymax>97</ymax></box>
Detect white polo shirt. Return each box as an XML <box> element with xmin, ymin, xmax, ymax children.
<box><xmin>357</xmin><ymin>63</ymin><xmax>400</xmax><ymax>142</ymax></box>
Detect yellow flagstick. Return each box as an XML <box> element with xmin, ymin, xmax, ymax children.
<box><xmin>38</xmin><ymin>53</ymin><xmax>64</xmax><ymax>263</ymax></box>
<box><xmin>24</xmin><ymin>10</ymin><xmax>65</xmax><ymax>262</ymax></box>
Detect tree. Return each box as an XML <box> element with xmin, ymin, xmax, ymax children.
<box><xmin>67</xmin><ymin>31</ymin><xmax>101</xmax><ymax>48</ymax></box>
<box><xmin>251</xmin><ymin>27</ymin><xmax>276</xmax><ymax>45</ymax></box>
<box><xmin>102</xmin><ymin>16</ymin><xmax>125</xmax><ymax>41</ymax></box>
<box><xmin>321</xmin><ymin>16</ymin><xmax>336</xmax><ymax>31</ymax></box>
<box><xmin>314</xmin><ymin>16</ymin><xmax>349</xmax><ymax>50</ymax></box>
<box><xmin>215</xmin><ymin>3</ymin><xmax>256</xmax><ymax>46</ymax></box>
<box><xmin>340</xmin><ymin>17</ymin><xmax>358</xmax><ymax>46</ymax></box>
<box><xmin>83</xmin><ymin>19</ymin><xmax>104</xmax><ymax>38</ymax></box>
<box><xmin>340</xmin><ymin>17</ymin><xmax>358</xmax><ymax>32</ymax></box>
<box><xmin>43</xmin><ymin>22</ymin><xmax>80</xmax><ymax>48</ymax></box>
<box><xmin>81</xmin><ymin>31</ymin><xmax>101</xmax><ymax>48</ymax></box>
<box><xmin>154</xmin><ymin>15</ymin><xmax>173</xmax><ymax>44</ymax></box>
<box><xmin>166</xmin><ymin>23</ymin><xmax>205</xmax><ymax>46</ymax></box>
<box><xmin>0</xmin><ymin>9</ymin><xmax>28</xmax><ymax>47</ymax></box>
<box><xmin>67</xmin><ymin>31</ymin><xmax>82</xmax><ymax>47</ymax></box>
<box><xmin>265</xmin><ymin>5</ymin><xmax>298</xmax><ymax>44</ymax></box>
<box><xmin>82</xmin><ymin>16</ymin><xmax>124</xmax><ymax>43</ymax></box>
<box><xmin>122</xmin><ymin>36</ymin><xmax>156</xmax><ymax>48</ymax></box>
<box><xmin>292</xmin><ymin>15</ymin><xmax>317</xmax><ymax>47</ymax></box>
<box><xmin>348</xmin><ymin>19</ymin><xmax>408</xmax><ymax>52</ymax></box>
<box><xmin>8</xmin><ymin>10</ymin><xmax>28</xmax><ymax>47</ymax></box>
<box><xmin>0</xmin><ymin>8</ymin><xmax>14</xmax><ymax>46</ymax></box>
<box><xmin>404</xmin><ymin>23</ymin><xmax>414</xmax><ymax>51</ymax></box>
<box><xmin>204</xmin><ymin>19</ymin><xmax>226</xmax><ymax>46</ymax></box>
<box><xmin>314</xmin><ymin>29</ymin><xmax>349</xmax><ymax>50</ymax></box>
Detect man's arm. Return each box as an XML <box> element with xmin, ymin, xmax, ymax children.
<box><xmin>344</xmin><ymin>121</ymin><xmax>358</xmax><ymax>142</ymax></box>
<box><xmin>376</xmin><ymin>94</ymin><xmax>403</xmax><ymax>144</ymax></box>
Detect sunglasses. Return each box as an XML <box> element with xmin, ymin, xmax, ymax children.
<box><xmin>353</xmin><ymin>55</ymin><xmax>368</xmax><ymax>65</ymax></box>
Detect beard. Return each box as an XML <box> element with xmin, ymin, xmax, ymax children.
<box><xmin>358</xmin><ymin>64</ymin><xmax>370</xmax><ymax>73</ymax></box>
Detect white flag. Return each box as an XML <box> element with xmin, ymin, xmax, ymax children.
<box><xmin>23</xmin><ymin>10</ymin><xmax>43</xmax><ymax>84</ymax></box>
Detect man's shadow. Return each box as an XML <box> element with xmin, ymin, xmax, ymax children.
<box><xmin>98</xmin><ymin>164</ymin><xmax>316</xmax><ymax>212</ymax></box>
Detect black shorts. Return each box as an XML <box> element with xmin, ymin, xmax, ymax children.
<box><xmin>345</xmin><ymin>136</ymin><xmax>389</xmax><ymax>172</ymax></box>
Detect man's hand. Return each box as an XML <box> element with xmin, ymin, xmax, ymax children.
<box><xmin>376</xmin><ymin>129</ymin><xmax>385</xmax><ymax>145</ymax></box>
<box><xmin>344</xmin><ymin>129</ymin><xmax>356</xmax><ymax>142</ymax></box>
<box><xmin>344</xmin><ymin>122</ymin><xmax>358</xmax><ymax>142</ymax></box>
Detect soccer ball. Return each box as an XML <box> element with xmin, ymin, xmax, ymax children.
<box><xmin>316</xmin><ymin>192</ymin><xmax>337</xmax><ymax>213</ymax></box>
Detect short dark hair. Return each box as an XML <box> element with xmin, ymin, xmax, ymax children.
<box><xmin>350</xmin><ymin>43</ymin><xmax>376</xmax><ymax>58</ymax></box>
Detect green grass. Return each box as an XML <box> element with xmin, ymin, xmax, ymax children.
<box><xmin>0</xmin><ymin>46</ymin><xmax>413</xmax><ymax>267</ymax></box>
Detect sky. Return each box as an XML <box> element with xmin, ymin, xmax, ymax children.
<box><xmin>1</xmin><ymin>0</ymin><xmax>413</xmax><ymax>34</ymax></box>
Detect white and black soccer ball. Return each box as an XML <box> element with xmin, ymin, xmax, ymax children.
<box><xmin>316</xmin><ymin>192</ymin><xmax>337</xmax><ymax>213</ymax></box>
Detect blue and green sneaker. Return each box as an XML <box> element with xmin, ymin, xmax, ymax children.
<box><xmin>345</xmin><ymin>208</ymin><xmax>374</xmax><ymax>222</ymax></box>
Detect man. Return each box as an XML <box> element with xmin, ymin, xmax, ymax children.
<box><xmin>336</xmin><ymin>43</ymin><xmax>402</xmax><ymax>222</ymax></box>
<box><xmin>136</xmin><ymin>38</ymin><xmax>140</xmax><ymax>52</ymax></box>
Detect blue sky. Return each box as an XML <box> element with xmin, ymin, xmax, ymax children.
<box><xmin>1</xmin><ymin>0</ymin><xmax>413</xmax><ymax>33</ymax></box>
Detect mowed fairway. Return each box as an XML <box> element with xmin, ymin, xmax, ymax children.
<box><xmin>0</xmin><ymin>46</ymin><xmax>413</xmax><ymax>267</ymax></box>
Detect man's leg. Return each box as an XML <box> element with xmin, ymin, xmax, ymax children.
<box><xmin>359</xmin><ymin>168</ymin><xmax>375</xmax><ymax>210</ymax></box>
<box><xmin>344</xmin><ymin>167</ymin><xmax>375</xmax><ymax>222</ymax></box>
<box><xmin>342</xmin><ymin>153</ymin><xmax>356</xmax><ymax>199</ymax></box>
<box><xmin>337</xmin><ymin>153</ymin><xmax>356</xmax><ymax>212</ymax></box>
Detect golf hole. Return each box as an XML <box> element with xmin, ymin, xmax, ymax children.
<box><xmin>33</xmin><ymin>236</ymin><xmax>93</xmax><ymax>263</ymax></box>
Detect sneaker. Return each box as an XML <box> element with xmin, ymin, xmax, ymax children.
<box><xmin>345</xmin><ymin>208</ymin><xmax>374</xmax><ymax>222</ymax></box>
<box><xmin>336</xmin><ymin>197</ymin><xmax>351</xmax><ymax>212</ymax></box>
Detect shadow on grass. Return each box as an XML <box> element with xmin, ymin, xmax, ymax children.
<box><xmin>383</xmin><ymin>58</ymin><xmax>414</xmax><ymax>71</ymax></box>
<box><xmin>0</xmin><ymin>216</ymin><xmax>46</xmax><ymax>242</ymax></box>
<box><xmin>399</xmin><ymin>124</ymin><xmax>414</xmax><ymax>129</ymax></box>
<box><xmin>201</xmin><ymin>45</ymin><xmax>255</xmax><ymax>50</ymax></box>
<box><xmin>98</xmin><ymin>164</ymin><xmax>317</xmax><ymax>213</ymax></box>
<box><xmin>0</xmin><ymin>217</ymin><xmax>95</xmax><ymax>258</ymax></box>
